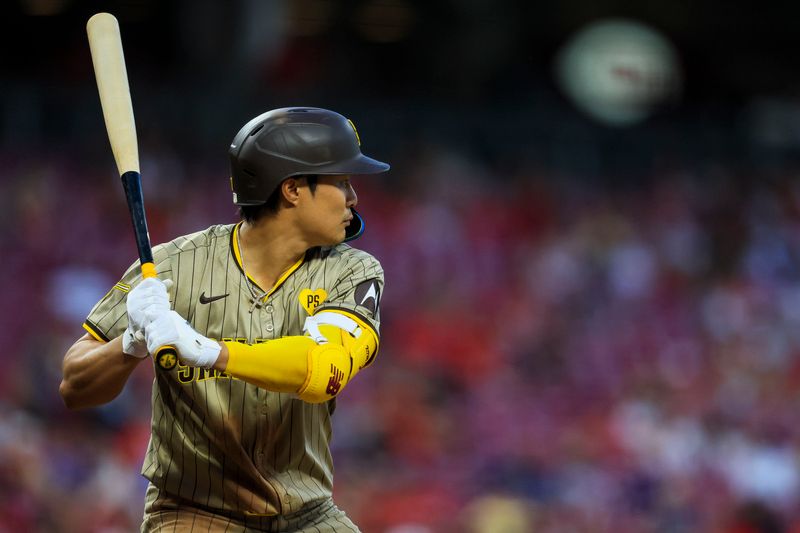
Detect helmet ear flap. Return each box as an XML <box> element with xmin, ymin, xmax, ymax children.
<box><xmin>344</xmin><ymin>210</ymin><xmax>365</xmax><ymax>242</ymax></box>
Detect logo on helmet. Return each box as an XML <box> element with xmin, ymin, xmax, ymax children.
<box><xmin>347</xmin><ymin>119</ymin><xmax>361</xmax><ymax>146</ymax></box>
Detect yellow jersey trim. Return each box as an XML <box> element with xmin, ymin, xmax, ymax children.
<box><xmin>113</xmin><ymin>282</ymin><xmax>130</xmax><ymax>293</ymax></box>
<box><xmin>83</xmin><ymin>321</ymin><xmax>109</xmax><ymax>343</ymax></box>
<box><xmin>231</xmin><ymin>222</ymin><xmax>305</xmax><ymax>302</ymax></box>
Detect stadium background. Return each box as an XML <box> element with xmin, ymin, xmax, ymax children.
<box><xmin>4</xmin><ymin>0</ymin><xmax>800</xmax><ymax>531</ymax></box>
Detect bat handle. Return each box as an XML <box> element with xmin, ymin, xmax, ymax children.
<box><xmin>138</xmin><ymin>250</ymin><xmax>177</xmax><ymax>364</ymax></box>
<box><xmin>140</xmin><ymin>262</ymin><xmax>175</xmax><ymax>359</ymax></box>
<box><xmin>138</xmin><ymin>245</ymin><xmax>176</xmax><ymax>361</ymax></box>
<box><xmin>141</xmin><ymin>261</ymin><xmax>158</xmax><ymax>279</ymax></box>
<box><xmin>118</xmin><ymin>171</ymin><xmax>176</xmax><ymax>362</ymax></box>
<box><xmin>142</xmin><ymin>264</ymin><xmax>177</xmax><ymax>362</ymax></box>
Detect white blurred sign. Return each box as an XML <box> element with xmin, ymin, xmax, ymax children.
<box><xmin>556</xmin><ymin>18</ymin><xmax>682</xmax><ymax>126</ymax></box>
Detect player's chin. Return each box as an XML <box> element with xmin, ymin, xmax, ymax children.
<box><xmin>318</xmin><ymin>227</ymin><xmax>347</xmax><ymax>247</ymax></box>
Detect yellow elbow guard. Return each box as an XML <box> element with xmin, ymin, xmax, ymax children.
<box><xmin>224</xmin><ymin>339</ymin><xmax>357</xmax><ymax>403</ymax></box>
<box><xmin>225</xmin><ymin>336</ymin><xmax>314</xmax><ymax>393</ymax></box>
<box><xmin>305</xmin><ymin>312</ymin><xmax>378</xmax><ymax>370</ymax></box>
<box><xmin>297</xmin><ymin>343</ymin><xmax>353</xmax><ymax>403</ymax></box>
<box><xmin>223</xmin><ymin>311</ymin><xmax>379</xmax><ymax>403</ymax></box>
<box><xmin>225</xmin><ymin>336</ymin><xmax>360</xmax><ymax>403</ymax></box>
<box><xmin>298</xmin><ymin>311</ymin><xmax>379</xmax><ymax>403</ymax></box>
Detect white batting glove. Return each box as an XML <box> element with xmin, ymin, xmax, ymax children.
<box><xmin>127</xmin><ymin>278</ymin><xmax>172</xmax><ymax>330</ymax></box>
<box><xmin>145</xmin><ymin>310</ymin><xmax>221</xmax><ymax>368</ymax></box>
<box><xmin>123</xmin><ymin>278</ymin><xmax>172</xmax><ymax>358</ymax></box>
<box><xmin>122</xmin><ymin>328</ymin><xmax>148</xmax><ymax>358</ymax></box>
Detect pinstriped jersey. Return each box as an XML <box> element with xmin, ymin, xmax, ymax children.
<box><xmin>83</xmin><ymin>223</ymin><xmax>384</xmax><ymax>517</ymax></box>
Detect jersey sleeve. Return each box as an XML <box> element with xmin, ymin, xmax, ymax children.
<box><xmin>314</xmin><ymin>249</ymin><xmax>384</xmax><ymax>342</ymax></box>
<box><xmin>83</xmin><ymin>250</ymin><xmax>173</xmax><ymax>343</ymax></box>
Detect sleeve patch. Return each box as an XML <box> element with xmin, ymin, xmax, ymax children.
<box><xmin>353</xmin><ymin>279</ymin><xmax>380</xmax><ymax>316</ymax></box>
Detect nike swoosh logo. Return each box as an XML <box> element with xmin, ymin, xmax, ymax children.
<box><xmin>199</xmin><ymin>292</ymin><xmax>229</xmax><ymax>304</ymax></box>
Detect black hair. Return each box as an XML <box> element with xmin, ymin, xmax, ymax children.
<box><xmin>238</xmin><ymin>175</ymin><xmax>318</xmax><ymax>223</ymax></box>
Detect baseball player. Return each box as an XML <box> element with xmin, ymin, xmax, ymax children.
<box><xmin>59</xmin><ymin>108</ymin><xmax>389</xmax><ymax>532</ymax></box>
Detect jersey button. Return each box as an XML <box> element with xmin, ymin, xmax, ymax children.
<box><xmin>265</xmin><ymin>304</ymin><xmax>274</xmax><ymax>313</ymax></box>
<box><xmin>261</xmin><ymin>405</ymin><xmax>269</xmax><ymax>415</ymax></box>
<box><xmin>265</xmin><ymin>324</ymin><xmax>274</xmax><ymax>332</ymax></box>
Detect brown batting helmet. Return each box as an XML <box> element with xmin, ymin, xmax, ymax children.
<box><xmin>229</xmin><ymin>107</ymin><xmax>389</xmax><ymax>241</ymax></box>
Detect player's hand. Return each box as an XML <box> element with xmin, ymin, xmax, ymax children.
<box><xmin>122</xmin><ymin>328</ymin><xmax>149</xmax><ymax>358</ymax></box>
<box><xmin>127</xmin><ymin>278</ymin><xmax>172</xmax><ymax>331</ymax></box>
<box><xmin>123</xmin><ymin>278</ymin><xmax>172</xmax><ymax>358</ymax></box>
<box><xmin>145</xmin><ymin>310</ymin><xmax>221</xmax><ymax>368</ymax></box>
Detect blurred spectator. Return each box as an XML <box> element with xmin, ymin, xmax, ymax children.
<box><xmin>7</xmin><ymin>134</ymin><xmax>800</xmax><ymax>531</ymax></box>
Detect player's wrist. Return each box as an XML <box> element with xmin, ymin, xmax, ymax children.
<box><xmin>212</xmin><ymin>343</ymin><xmax>229</xmax><ymax>371</ymax></box>
<box><xmin>192</xmin><ymin>336</ymin><xmax>222</xmax><ymax>369</ymax></box>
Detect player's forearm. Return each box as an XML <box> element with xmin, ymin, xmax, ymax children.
<box><xmin>59</xmin><ymin>334</ymin><xmax>145</xmax><ymax>409</ymax></box>
<box><xmin>214</xmin><ymin>336</ymin><xmax>314</xmax><ymax>394</ymax></box>
<box><xmin>214</xmin><ymin>321</ymin><xmax>377</xmax><ymax>403</ymax></box>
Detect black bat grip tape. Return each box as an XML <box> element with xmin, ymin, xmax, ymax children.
<box><xmin>120</xmin><ymin>170</ymin><xmax>154</xmax><ymax>265</ymax></box>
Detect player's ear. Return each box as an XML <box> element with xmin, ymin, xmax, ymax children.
<box><xmin>281</xmin><ymin>178</ymin><xmax>302</xmax><ymax>206</ymax></box>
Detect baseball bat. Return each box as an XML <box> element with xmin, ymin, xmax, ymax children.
<box><xmin>87</xmin><ymin>12</ymin><xmax>176</xmax><ymax>363</ymax></box>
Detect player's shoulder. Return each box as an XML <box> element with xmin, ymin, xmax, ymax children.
<box><xmin>316</xmin><ymin>243</ymin><xmax>381</xmax><ymax>267</ymax></box>
<box><xmin>305</xmin><ymin>243</ymin><xmax>383</xmax><ymax>283</ymax></box>
<box><xmin>152</xmin><ymin>224</ymin><xmax>234</xmax><ymax>260</ymax></box>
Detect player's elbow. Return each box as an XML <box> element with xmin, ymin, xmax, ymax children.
<box><xmin>59</xmin><ymin>358</ymin><xmax>93</xmax><ymax>409</ymax></box>
<box><xmin>298</xmin><ymin>314</ymin><xmax>379</xmax><ymax>404</ymax></box>
<box><xmin>297</xmin><ymin>344</ymin><xmax>354</xmax><ymax>403</ymax></box>
<box><xmin>59</xmin><ymin>379</ymin><xmax>85</xmax><ymax>410</ymax></box>
<box><xmin>58</xmin><ymin>374</ymin><xmax>118</xmax><ymax>410</ymax></box>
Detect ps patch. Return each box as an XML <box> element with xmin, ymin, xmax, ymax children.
<box><xmin>299</xmin><ymin>288</ymin><xmax>328</xmax><ymax>314</ymax></box>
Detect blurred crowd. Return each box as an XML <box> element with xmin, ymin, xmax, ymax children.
<box><xmin>3</xmin><ymin>143</ymin><xmax>800</xmax><ymax>533</ymax></box>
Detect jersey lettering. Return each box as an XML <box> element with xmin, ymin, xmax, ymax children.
<box><xmin>171</xmin><ymin>338</ymin><xmax>266</xmax><ymax>383</ymax></box>
<box><xmin>176</xmin><ymin>364</ymin><xmax>232</xmax><ymax>384</ymax></box>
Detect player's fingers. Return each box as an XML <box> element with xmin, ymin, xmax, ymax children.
<box><xmin>140</xmin><ymin>304</ymin><xmax>168</xmax><ymax>327</ymax></box>
<box><xmin>139</xmin><ymin>294</ymin><xmax>170</xmax><ymax>310</ymax></box>
<box><xmin>145</xmin><ymin>313</ymin><xmax>178</xmax><ymax>354</ymax></box>
<box><xmin>144</xmin><ymin>306</ymin><xmax>170</xmax><ymax>327</ymax></box>
<box><xmin>143</xmin><ymin>284</ymin><xmax>169</xmax><ymax>301</ymax></box>
<box><xmin>129</xmin><ymin>296</ymin><xmax>169</xmax><ymax>331</ymax></box>
<box><xmin>130</xmin><ymin>278</ymin><xmax>169</xmax><ymax>302</ymax></box>
<box><xmin>135</xmin><ymin>277</ymin><xmax>166</xmax><ymax>293</ymax></box>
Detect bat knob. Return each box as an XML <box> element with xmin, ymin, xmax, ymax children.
<box><xmin>155</xmin><ymin>345</ymin><xmax>178</xmax><ymax>370</ymax></box>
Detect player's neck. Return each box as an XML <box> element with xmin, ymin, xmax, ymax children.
<box><xmin>238</xmin><ymin>218</ymin><xmax>307</xmax><ymax>289</ymax></box>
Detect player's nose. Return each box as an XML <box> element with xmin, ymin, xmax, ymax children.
<box><xmin>345</xmin><ymin>183</ymin><xmax>358</xmax><ymax>208</ymax></box>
